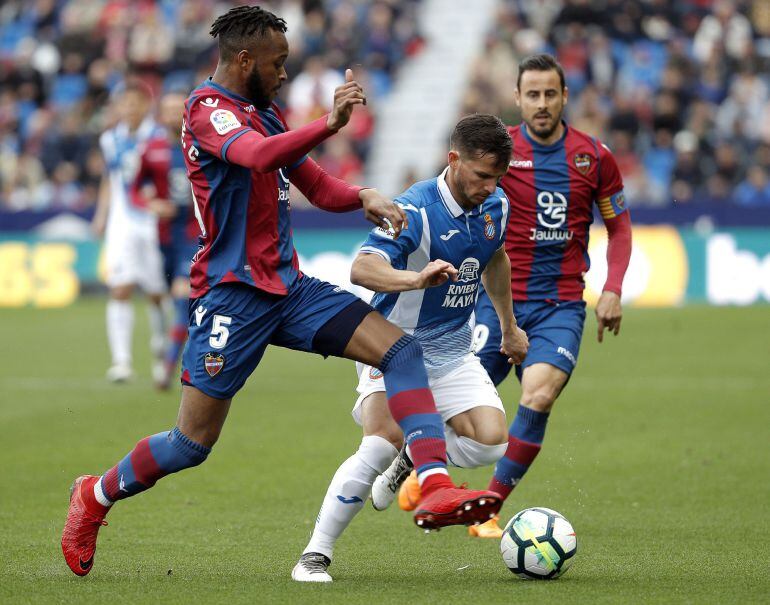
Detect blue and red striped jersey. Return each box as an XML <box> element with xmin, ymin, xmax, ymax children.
<box><xmin>182</xmin><ymin>79</ymin><xmax>306</xmax><ymax>297</ymax></box>
<box><xmin>502</xmin><ymin>123</ymin><xmax>627</xmax><ymax>301</ymax></box>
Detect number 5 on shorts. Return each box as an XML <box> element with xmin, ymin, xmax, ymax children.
<box><xmin>209</xmin><ymin>315</ymin><xmax>232</xmax><ymax>349</ymax></box>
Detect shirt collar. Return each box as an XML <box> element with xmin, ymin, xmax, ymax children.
<box><xmin>205</xmin><ymin>77</ymin><xmax>252</xmax><ymax>104</ymax></box>
<box><xmin>437</xmin><ymin>167</ymin><xmax>465</xmax><ymax>218</ymax></box>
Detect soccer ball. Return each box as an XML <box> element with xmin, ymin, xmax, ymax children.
<box><xmin>500</xmin><ymin>507</ymin><xmax>577</xmax><ymax>579</ymax></box>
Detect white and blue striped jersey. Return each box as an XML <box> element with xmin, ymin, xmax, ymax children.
<box><xmin>360</xmin><ymin>168</ymin><xmax>509</xmax><ymax>377</ymax></box>
<box><xmin>99</xmin><ymin>118</ymin><xmax>162</xmax><ymax>237</ymax></box>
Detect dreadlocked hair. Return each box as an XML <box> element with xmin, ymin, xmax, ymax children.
<box><xmin>210</xmin><ymin>5</ymin><xmax>288</xmax><ymax>60</ymax></box>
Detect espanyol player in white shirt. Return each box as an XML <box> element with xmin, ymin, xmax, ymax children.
<box><xmin>293</xmin><ymin>114</ymin><xmax>530</xmax><ymax>582</ymax></box>
<box><xmin>92</xmin><ymin>81</ymin><xmax>168</xmax><ymax>383</ymax></box>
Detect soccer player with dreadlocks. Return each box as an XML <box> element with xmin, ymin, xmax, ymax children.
<box><xmin>61</xmin><ymin>5</ymin><xmax>503</xmax><ymax>577</ymax></box>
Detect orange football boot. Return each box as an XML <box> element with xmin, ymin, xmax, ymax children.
<box><xmin>398</xmin><ymin>470</ymin><xmax>421</xmax><ymax>511</ymax></box>
<box><xmin>468</xmin><ymin>515</ymin><xmax>504</xmax><ymax>538</ymax></box>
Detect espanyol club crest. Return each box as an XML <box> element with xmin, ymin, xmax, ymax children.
<box><xmin>573</xmin><ymin>153</ymin><xmax>592</xmax><ymax>175</ymax></box>
<box><xmin>369</xmin><ymin>367</ymin><xmax>384</xmax><ymax>380</ymax></box>
<box><xmin>204</xmin><ymin>352</ymin><xmax>225</xmax><ymax>377</ymax></box>
<box><xmin>483</xmin><ymin>213</ymin><xmax>496</xmax><ymax>240</ymax></box>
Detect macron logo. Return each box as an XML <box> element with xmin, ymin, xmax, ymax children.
<box><xmin>195</xmin><ymin>306</ymin><xmax>207</xmax><ymax>327</ymax></box>
<box><xmin>440</xmin><ymin>229</ymin><xmax>460</xmax><ymax>241</ymax></box>
<box><xmin>510</xmin><ymin>159</ymin><xmax>533</xmax><ymax>168</ymax></box>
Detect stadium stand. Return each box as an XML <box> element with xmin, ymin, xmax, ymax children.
<box><xmin>0</xmin><ymin>0</ymin><xmax>768</xmax><ymax>212</ymax></box>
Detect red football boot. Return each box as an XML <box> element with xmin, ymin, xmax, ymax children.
<box><xmin>414</xmin><ymin>479</ymin><xmax>501</xmax><ymax>531</ymax></box>
<box><xmin>61</xmin><ymin>475</ymin><xmax>109</xmax><ymax>576</ymax></box>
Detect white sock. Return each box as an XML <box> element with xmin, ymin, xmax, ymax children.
<box><xmin>445</xmin><ymin>426</ymin><xmax>507</xmax><ymax>469</ymax></box>
<box><xmin>93</xmin><ymin>478</ymin><xmax>113</xmax><ymax>507</ymax></box>
<box><xmin>147</xmin><ymin>301</ymin><xmax>167</xmax><ymax>356</ymax></box>
<box><xmin>107</xmin><ymin>299</ymin><xmax>133</xmax><ymax>367</ymax></box>
<box><xmin>304</xmin><ymin>435</ymin><xmax>397</xmax><ymax>560</ymax></box>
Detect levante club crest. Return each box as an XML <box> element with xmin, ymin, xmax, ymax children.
<box><xmin>204</xmin><ymin>352</ymin><xmax>225</xmax><ymax>377</ymax></box>
<box><xmin>483</xmin><ymin>213</ymin><xmax>496</xmax><ymax>240</ymax></box>
<box><xmin>573</xmin><ymin>153</ymin><xmax>592</xmax><ymax>174</ymax></box>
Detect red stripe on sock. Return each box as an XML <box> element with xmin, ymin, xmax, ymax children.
<box><xmin>102</xmin><ymin>467</ymin><xmax>120</xmax><ymax>501</ymax></box>
<box><xmin>130</xmin><ymin>437</ymin><xmax>164</xmax><ymax>487</ymax></box>
<box><xmin>409</xmin><ymin>436</ymin><xmax>447</xmax><ymax>468</ymax></box>
<box><xmin>387</xmin><ymin>388</ymin><xmax>436</xmax><ymax>423</ymax></box>
<box><xmin>505</xmin><ymin>436</ymin><xmax>541</xmax><ymax>466</ymax></box>
<box><xmin>488</xmin><ymin>476</ymin><xmax>514</xmax><ymax>501</ymax></box>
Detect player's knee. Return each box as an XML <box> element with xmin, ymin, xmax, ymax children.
<box><xmin>357</xmin><ymin>435</ymin><xmax>399</xmax><ymax>474</ymax></box>
<box><xmin>447</xmin><ymin>435</ymin><xmax>507</xmax><ymax>469</ymax></box>
<box><xmin>473</xmin><ymin>422</ymin><xmax>509</xmax><ymax>447</ymax></box>
<box><xmin>365</xmin><ymin>427</ymin><xmax>403</xmax><ymax>451</ymax></box>
<box><xmin>111</xmin><ymin>285</ymin><xmax>133</xmax><ymax>300</ymax></box>
<box><xmin>151</xmin><ymin>428</ymin><xmax>211</xmax><ymax>474</ymax></box>
<box><xmin>520</xmin><ymin>391</ymin><xmax>556</xmax><ymax>413</ymax></box>
<box><xmin>378</xmin><ymin>334</ymin><xmax>423</xmax><ymax>373</ymax></box>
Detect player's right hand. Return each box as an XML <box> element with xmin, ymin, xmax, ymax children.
<box><xmin>327</xmin><ymin>69</ymin><xmax>366</xmax><ymax>132</ymax></box>
<box><xmin>414</xmin><ymin>259</ymin><xmax>458</xmax><ymax>289</ymax></box>
<box><xmin>501</xmin><ymin>325</ymin><xmax>529</xmax><ymax>365</ymax></box>
<box><xmin>91</xmin><ymin>215</ymin><xmax>106</xmax><ymax>238</ymax></box>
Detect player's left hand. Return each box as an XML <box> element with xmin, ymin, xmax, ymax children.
<box><xmin>501</xmin><ymin>325</ymin><xmax>529</xmax><ymax>365</ymax></box>
<box><xmin>360</xmin><ymin>189</ymin><xmax>407</xmax><ymax>237</ymax></box>
<box><xmin>595</xmin><ymin>290</ymin><xmax>622</xmax><ymax>343</ymax></box>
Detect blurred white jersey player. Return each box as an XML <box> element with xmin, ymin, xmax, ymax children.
<box><xmin>92</xmin><ymin>81</ymin><xmax>167</xmax><ymax>382</ymax></box>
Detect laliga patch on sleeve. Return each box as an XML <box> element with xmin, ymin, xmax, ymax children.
<box><xmin>209</xmin><ymin>109</ymin><xmax>242</xmax><ymax>135</ymax></box>
<box><xmin>609</xmin><ymin>189</ymin><xmax>627</xmax><ymax>214</ymax></box>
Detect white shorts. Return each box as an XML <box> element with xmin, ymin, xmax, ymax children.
<box><xmin>105</xmin><ymin>228</ymin><xmax>166</xmax><ymax>294</ymax></box>
<box><xmin>352</xmin><ymin>353</ymin><xmax>505</xmax><ymax>426</ymax></box>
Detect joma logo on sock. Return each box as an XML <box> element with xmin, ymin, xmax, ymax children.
<box><xmin>406</xmin><ymin>430</ymin><xmax>423</xmax><ymax>441</ymax></box>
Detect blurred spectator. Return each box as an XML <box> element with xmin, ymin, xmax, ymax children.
<box><xmin>734</xmin><ymin>166</ymin><xmax>770</xmax><ymax>207</ymax></box>
<box><xmin>460</xmin><ymin>0</ymin><xmax>770</xmax><ymax>207</ymax></box>
<box><xmin>0</xmin><ymin>0</ymin><xmax>424</xmax><ymax>211</ymax></box>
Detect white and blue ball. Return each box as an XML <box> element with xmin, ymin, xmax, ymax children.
<box><xmin>500</xmin><ymin>507</ymin><xmax>577</xmax><ymax>579</ymax></box>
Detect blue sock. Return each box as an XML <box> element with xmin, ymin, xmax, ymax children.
<box><xmin>100</xmin><ymin>427</ymin><xmax>210</xmax><ymax>502</ymax></box>
<box><xmin>489</xmin><ymin>405</ymin><xmax>549</xmax><ymax>500</ymax></box>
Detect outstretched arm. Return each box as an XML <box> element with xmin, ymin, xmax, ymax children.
<box><xmin>351</xmin><ymin>252</ymin><xmax>458</xmax><ymax>293</ymax></box>
<box><xmin>481</xmin><ymin>246</ymin><xmax>528</xmax><ymax>365</ymax></box>
<box><xmin>290</xmin><ymin>158</ymin><xmax>407</xmax><ymax>235</ymax></box>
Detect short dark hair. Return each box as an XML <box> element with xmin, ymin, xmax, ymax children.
<box><xmin>516</xmin><ymin>53</ymin><xmax>566</xmax><ymax>90</ymax></box>
<box><xmin>450</xmin><ymin>114</ymin><xmax>512</xmax><ymax>168</ymax></box>
<box><xmin>210</xmin><ymin>5</ymin><xmax>288</xmax><ymax>61</ymax></box>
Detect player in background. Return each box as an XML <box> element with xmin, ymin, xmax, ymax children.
<box><xmin>92</xmin><ymin>82</ymin><xmax>169</xmax><ymax>383</ymax></box>
<box><xmin>293</xmin><ymin>114</ymin><xmax>530</xmax><ymax>582</ymax></box>
<box><xmin>130</xmin><ymin>91</ymin><xmax>200</xmax><ymax>390</ymax></box>
<box><xmin>467</xmin><ymin>53</ymin><xmax>633</xmax><ymax>537</ymax></box>
<box><xmin>62</xmin><ymin>6</ymin><xmax>503</xmax><ymax>578</ymax></box>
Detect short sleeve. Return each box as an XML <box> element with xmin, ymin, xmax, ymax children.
<box><xmin>595</xmin><ymin>140</ymin><xmax>628</xmax><ymax>219</ymax></box>
<box><xmin>186</xmin><ymin>94</ymin><xmax>253</xmax><ymax>162</ymax></box>
<box><xmin>358</xmin><ymin>199</ymin><xmax>424</xmax><ymax>268</ymax></box>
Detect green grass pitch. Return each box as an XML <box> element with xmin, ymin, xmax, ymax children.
<box><xmin>1</xmin><ymin>299</ymin><xmax>769</xmax><ymax>604</ymax></box>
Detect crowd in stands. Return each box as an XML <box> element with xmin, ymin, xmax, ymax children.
<box><xmin>0</xmin><ymin>0</ymin><xmax>423</xmax><ymax>211</ymax></box>
<box><xmin>3</xmin><ymin>0</ymin><xmax>769</xmax><ymax>211</ymax></box>
<box><xmin>462</xmin><ymin>0</ymin><xmax>770</xmax><ymax>206</ymax></box>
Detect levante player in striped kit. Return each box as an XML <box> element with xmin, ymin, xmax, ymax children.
<box><xmin>390</xmin><ymin>54</ymin><xmax>633</xmax><ymax>536</ymax></box>
<box><xmin>470</xmin><ymin>53</ymin><xmax>633</xmax><ymax>537</ymax></box>
<box><xmin>60</xmin><ymin>5</ymin><xmax>502</xmax><ymax>577</ymax></box>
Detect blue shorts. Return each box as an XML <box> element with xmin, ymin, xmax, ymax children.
<box><xmin>162</xmin><ymin>239</ymin><xmax>199</xmax><ymax>282</ymax></box>
<box><xmin>181</xmin><ymin>275</ymin><xmax>371</xmax><ymax>399</ymax></box>
<box><xmin>473</xmin><ymin>289</ymin><xmax>586</xmax><ymax>386</ymax></box>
